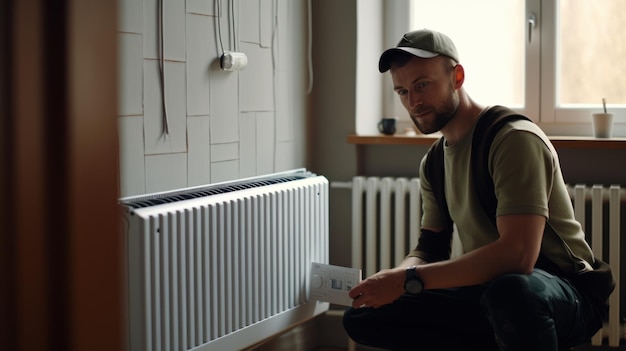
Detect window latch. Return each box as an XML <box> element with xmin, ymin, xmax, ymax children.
<box><xmin>528</xmin><ymin>13</ymin><xmax>537</xmax><ymax>44</ymax></box>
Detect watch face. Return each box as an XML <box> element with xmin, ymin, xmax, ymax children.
<box><xmin>405</xmin><ymin>279</ymin><xmax>423</xmax><ymax>294</ymax></box>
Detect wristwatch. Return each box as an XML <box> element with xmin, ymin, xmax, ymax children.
<box><xmin>404</xmin><ymin>266</ymin><xmax>424</xmax><ymax>295</ymax></box>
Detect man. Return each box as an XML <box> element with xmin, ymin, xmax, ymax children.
<box><xmin>342</xmin><ymin>29</ymin><xmax>614</xmax><ymax>351</ymax></box>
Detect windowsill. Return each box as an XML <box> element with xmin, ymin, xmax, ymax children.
<box><xmin>347</xmin><ymin>134</ymin><xmax>626</xmax><ymax>149</ymax></box>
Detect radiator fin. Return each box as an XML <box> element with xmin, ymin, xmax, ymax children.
<box><xmin>351</xmin><ymin>177</ymin><xmax>425</xmax><ymax>277</ymax></box>
<box><xmin>570</xmin><ymin>184</ymin><xmax>623</xmax><ymax>347</ymax></box>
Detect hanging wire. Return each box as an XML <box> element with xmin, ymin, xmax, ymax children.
<box><xmin>216</xmin><ymin>0</ymin><xmax>225</xmax><ymax>56</ymax></box>
<box><xmin>305</xmin><ymin>0</ymin><xmax>314</xmax><ymax>94</ymax></box>
<box><xmin>229</xmin><ymin>0</ymin><xmax>236</xmax><ymax>52</ymax></box>
<box><xmin>272</xmin><ymin>0</ymin><xmax>278</xmax><ymax>171</ymax></box>
<box><xmin>158</xmin><ymin>0</ymin><xmax>170</xmax><ymax>136</ymax></box>
<box><xmin>271</xmin><ymin>0</ymin><xmax>278</xmax><ymax>71</ymax></box>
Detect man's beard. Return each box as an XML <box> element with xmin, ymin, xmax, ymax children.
<box><xmin>410</xmin><ymin>91</ymin><xmax>459</xmax><ymax>135</ymax></box>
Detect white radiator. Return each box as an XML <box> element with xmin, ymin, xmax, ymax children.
<box><xmin>348</xmin><ymin>176</ymin><xmax>624</xmax><ymax>347</ymax></box>
<box><xmin>569</xmin><ymin>184</ymin><xmax>623</xmax><ymax>347</ymax></box>
<box><xmin>350</xmin><ymin>177</ymin><xmax>420</xmax><ymax>278</ymax></box>
<box><xmin>120</xmin><ymin>169</ymin><xmax>329</xmax><ymax>351</ymax></box>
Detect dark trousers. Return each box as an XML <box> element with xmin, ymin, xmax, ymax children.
<box><xmin>342</xmin><ymin>269</ymin><xmax>603</xmax><ymax>351</ymax></box>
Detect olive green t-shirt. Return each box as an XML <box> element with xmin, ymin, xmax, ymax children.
<box><xmin>414</xmin><ymin>118</ymin><xmax>595</xmax><ymax>274</ymax></box>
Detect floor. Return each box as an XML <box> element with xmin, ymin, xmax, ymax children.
<box><xmin>309</xmin><ymin>345</ymin><xmax>626</xmax><ymax>351</ymax></box>
<box><xmin>574</xmin><ymin>344</ymin><xmax>626</xmax><ymax>351</ymax></box>
<box><xmin>266</xmin><ymin>338</ymin><xmax>626</xmax><ymax>351</ymax></box>
<box><xmin>249</xmin><ymin>310</ymin><xmax>626</xmax><ymax>351</ymax></box>
<box><xmin>315</xmin><ymin>347</ymin><xmax>625</xmax><ymax>351</ymax></box>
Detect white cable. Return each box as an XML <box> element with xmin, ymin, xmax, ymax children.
<box><xmin>271</xmin><ymin>0</ymin><xmax>277</xmax><ymax>71</ymax></box>
<box><xmin>272</xmin><ymin>0</ymin><xmax>278</xmax><ymax>171</ymax></box>
<box><xmin>216</xmin><ymin>0</ymin><xmax>225</xmax><ymax>55</ymax></box>
<box><xmin>230</xmin><ymin>0</ymin><xmax>236</xmax><ymax>51</ymax></box>
<box><xmin>305</xmin><ymin>0</ymin><xmax>313</xmax><ymax>94</ymax></box>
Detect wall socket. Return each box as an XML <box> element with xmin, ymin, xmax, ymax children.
<box><xmin>220</xmin><ymin>52</ymin><xmax>248</xmax><ymax>71</ymax></box>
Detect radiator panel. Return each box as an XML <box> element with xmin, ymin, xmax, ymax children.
<box><xmin>570</xmin><ymin>184</ymin><xmax>623</xmax><ymax>347</ymax></box>
<box><xmin>122</xmin><ymin>171</ymin><xmax>329</xmax><ymax>351</ymax></box>
<box><xmin>351</xmin><ymin>176</ymin><xmax>461</xmax><ymax>278</ymax></box>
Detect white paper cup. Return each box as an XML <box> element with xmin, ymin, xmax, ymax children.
<box><xmin>592</xmin><ymin>113</ymin><xmax>614</xmax><ymax>138</ymax></box>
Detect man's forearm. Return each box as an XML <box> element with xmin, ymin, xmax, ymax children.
<box><xmin>398</xmin><ymin>256</ymin><xmax>429</xmax><ymax>268</ymax></box>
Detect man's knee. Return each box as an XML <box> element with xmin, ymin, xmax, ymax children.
<box><xmin>342</xmin><ymin>307</ymin><xmax>374</xmax><ymax>343</ymax></box>
<box><xmin>342</xmin><ymin>307</ymin><xmax>358</xmax><ymax>334</ymax></box>
<box><xmin>480</xmin><ymin>272</ymin><xmax>558</xmax><ymax>349</ymax></box>
<box><xmin>480</xmin><ymin>273</ymin><xmax>553</xmax><ymax>332</ymax></box>
<box><xmin>481</xmin><ymin>272</ymin><xmax>550</xmax><ymax>312</ymax></box>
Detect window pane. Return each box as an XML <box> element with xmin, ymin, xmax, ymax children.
<box><xmin>411</xmin><ymin>0</ymin><xmax>525</xmax><ymax>107</ymax></box>
<box><xmin>558</xmin><ymin>0</ymin><xmax>626</xmax><ymax>106</ymax></box>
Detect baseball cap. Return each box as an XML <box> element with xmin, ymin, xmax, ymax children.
<box><xmin>378</xmin><ymin>29</ymin><xmax>459</xmax><ymax>73</ymax></box>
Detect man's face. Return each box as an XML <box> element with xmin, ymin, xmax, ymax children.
<box><xmin>390</xmin><ymin>56</ymin><xmax>459</xmax><ymax>134</ymax></box>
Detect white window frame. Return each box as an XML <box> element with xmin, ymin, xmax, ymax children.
<box><xmin>382</xmin><ymin>0</ymin><xmax>626</xmax><ymax>137</ymax></box>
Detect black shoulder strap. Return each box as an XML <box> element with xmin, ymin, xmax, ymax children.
<box><xmin>470</xmin><ymin>106</ymin><xmax>532</xmax><ymax>225</ymax></box>
<box><xmin>424</xmin><ymin>106</ymin><xmax>532</xmax><ymax>228</ymax></box>
<box><xmin>424</xmin><ymin>136</ymin><xmax>452</xmax><ymax>231</ymax></box>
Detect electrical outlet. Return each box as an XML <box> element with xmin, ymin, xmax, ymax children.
<box><xmin>220</xmin><ymin>52</ymin><xmax>248</xmax><ymax>71</ymax></box>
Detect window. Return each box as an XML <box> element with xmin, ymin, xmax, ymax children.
<box><xmin>385</xmin><ymin>0</ymin><xmax>626</xmax><ymax>136</ymax></box>
<box><xmin>550</xmin><ymin>0</ymin><xmax>626</xmax><ymax>126</ymax></box>
<box><xmin>409</xmin><ymin>0</ymin><xmax>525</xmax><ymax>110</ymax></box>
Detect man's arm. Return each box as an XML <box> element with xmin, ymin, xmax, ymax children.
<box><xmin>347</xmin><ymin>227</ymin><xmax>436</xmax><ymax>309</ymax></box>
<box><xmin>348</xmin><ymin>214</ymin><xmax>544</xmax><ymax>308</ymax></box>
<box><xmin>416</xmin><ymin>214</ymin><xmax>544</xmax><ymax>288</ymax></box>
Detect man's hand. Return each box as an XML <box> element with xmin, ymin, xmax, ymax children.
<box><xmin>348</xmin><ymin>267</ymin><xmax>406</xmax><ymax>309</ymax></box>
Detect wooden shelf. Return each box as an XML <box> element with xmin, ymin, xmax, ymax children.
<box><xmin>545</xmin><ymin>136</ymin><xmax>626</xmax><ymax>149</ymax></box>
<box><xmin>348</xmin><ymin>134</ymin><xmax>626</xmax><ymax>149</ymax></box>
<box><xmin>347</xmin><ymin>134</ymin><xmax>439</xmax><ymax>146</ymax></box>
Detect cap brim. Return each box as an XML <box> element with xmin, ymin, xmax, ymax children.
<box><xmin>378</xmin><ymin>47</ymin><xmax>439</xmax><ymax>73</ymax></box>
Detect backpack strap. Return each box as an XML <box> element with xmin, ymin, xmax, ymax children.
<box><xmin>424</xmin><ymin>136</ymin><xmax>453</xmax><ymax>231</ymax></box>
<box><xmin>424</xmin><ymin>105</ymin><xmax>531</xmax><ymax>228</ymax></box>
<box><xmin>470</xmin><ymin>106</ymin><xmax>531</xmax><ymax>226</ymax></box>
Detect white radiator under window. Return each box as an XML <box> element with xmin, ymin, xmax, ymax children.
<box><xmin>347</xmin><ymin>176</ymin><xmax>623</xmax><ymax>348</ymax></box>
<box><xmin>120</xmin><ymin>169</ymin><xmax>329</xmax><ymax>351</ymax></box>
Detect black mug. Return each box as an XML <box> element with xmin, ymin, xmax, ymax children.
<box><xmin>378</xmin><ymin>118</ymin><xmax>397</xmax><ymax>135</ymax></box>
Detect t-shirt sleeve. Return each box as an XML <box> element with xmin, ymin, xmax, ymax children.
<box><xmin>490</xmin><ymin>128</ymin><xmax>554</xmax><ymax>218</ymax></box>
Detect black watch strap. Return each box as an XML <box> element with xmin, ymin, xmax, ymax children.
<box><xmin>404</xmin><ymin>266</ymin><xmax>424</xmax><ymax>295</ymax></box>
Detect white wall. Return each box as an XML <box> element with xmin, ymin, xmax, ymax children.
<box><xmin>117</xmin><ymin>0</ymin><xmax>309</xmax><ymax>197</ymax></box>
<box><xmin>354</xmin><ymin>1</ymin><xmax>383</xmax><ymax>135</ymax></box>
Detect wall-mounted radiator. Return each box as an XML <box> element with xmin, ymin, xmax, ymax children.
<box><xmin>347</xmin><ymin>176</ymin><xmax>624</xmax><ymax>348</ymax></box>
<box><xmin>350</xmin><ymin>177</ymin><xmax>420</xmax><ymax>278</ymax></box>
<box><xmin>120</xmin><ymin>169</ymin><xmax>329</xmax><ymax>351</ymax></box>
<box><xmin>348</xmin><ymin>176</ymin><xmax>463</xmax><ymax>278</ymax></box>
<box><xmin>570</xmin><ymin>184</ymin><xmax>622</xmax><ymax>347</ymax></box>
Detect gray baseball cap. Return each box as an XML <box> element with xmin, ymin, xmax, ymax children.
<box><xmin>379</xmin><ymin>29</ymin><xmax>459</xmax><ymax>73</ymax></box>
